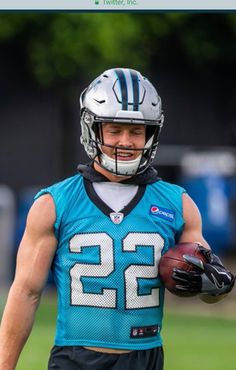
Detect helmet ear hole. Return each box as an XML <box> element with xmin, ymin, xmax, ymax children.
<box><xmin>92</xmin><ymin>123</ymin><xmax>102</xmax><ymax>143</ymax></box>
<box><xmin>146</xmin><ymin>126</ymin><xmax>161</xmax><ymax>142</ymax></box>
<box><xmin>146</xmin><ymin>126</ymin><xmax>156</xmax><ymax>141</ymax></box>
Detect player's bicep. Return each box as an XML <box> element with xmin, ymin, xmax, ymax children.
<box><xmin>14</xmin><ymin>194</ymin><xmax>57</xmax><ymax>296</ymax></box>
<box><xmin>179</xmin><ymin>193</ymin><xmax>210</xmax><ymax>249</ymax></box>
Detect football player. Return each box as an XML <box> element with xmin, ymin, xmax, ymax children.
<box><xmin>0</xmin><ymin>68</ymin><xmax>234</xmax><ymax>370</ymax></box>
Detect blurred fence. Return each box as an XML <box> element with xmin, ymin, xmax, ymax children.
<box><xmin>0</xmin><ymin>185</ymin><xmax>54</xmax><ymax>287</ymax></box>
<box><xmin>179</xmin><ymin>150</ymin><xmax>236</xmax><ymax>255</ymax></box>
<box><xmin>0</xmin><ymin>185</ymin><xmax>15</xmax><ymax>285</ymax></box>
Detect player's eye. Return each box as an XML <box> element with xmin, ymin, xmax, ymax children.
<box><xmin>131</xmin><ymin>128</ymin><xmax>145</xmax><ymax>136</ymax></box>
<box><xmin>109</xmin><ymin>129</ymin><xmax>121</xmax><ymax>135</ymax></box>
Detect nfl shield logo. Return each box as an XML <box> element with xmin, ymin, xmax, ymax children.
<box><xmin>110</xmin><ymin>212</ymin><xmax>124</xmax><ymax>224</ymax></box>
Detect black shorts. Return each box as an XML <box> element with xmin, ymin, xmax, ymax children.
<box><xmin>48</xmin><ymin>345</ymin><xmax>164</xmax><ymax>370</ymax></box>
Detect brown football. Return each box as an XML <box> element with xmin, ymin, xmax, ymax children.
<box><xmin>159</xmin><ymin>242</ymin><xmax>207</xmax><ymax>297</ymax></box>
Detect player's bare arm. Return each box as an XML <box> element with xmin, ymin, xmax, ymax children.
<box><xmin>172</xmin><ymin>193</ymin><xmax>235</xmax><ymax>303</ymax></box>
<box><xmin>0</xmin><ymin>194</ymin><xmax>57</xmax><ymax>370</ymax></box>
<box><xmin>179</xmin><ymin>193</ymin><xmax>210</xmax><ymax>248</ymax></box>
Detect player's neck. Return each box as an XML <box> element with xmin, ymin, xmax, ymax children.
<box><xmin>93</xmin><ymin>161</ymin><xmax>131</xmax><ymax>183</ymax></box>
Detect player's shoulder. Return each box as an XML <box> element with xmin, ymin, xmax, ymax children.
<box><xmin>34</xmin><ymin>173</ymin><xmax>84</xmax><ymax>235</ymax></box>
<box><xmin>35</xmin><ymin>173</ymin><xmax>83</xmax><ymax>200</ymax></box>
<box><xmin>28</xmin><ymin>193</ymin><xmax>56</xmax><ymax>231</ymax></box>
<box><xmin>152</xmin><ymin>179</ymin><xmax>186</xmax><ymax>196</ymax></box>
<box><xmin>47</xmin><ymin>173</ymin><xmax>83</xmax><ymax>191</ymax></box>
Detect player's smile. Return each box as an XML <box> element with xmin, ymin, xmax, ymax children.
<box><xmin>114</xmin><ymin>151</ymin><xmax>136</xmax><ymax>161</ymax></box>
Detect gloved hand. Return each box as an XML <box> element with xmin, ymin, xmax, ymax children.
<box><xmin>172</xmin><ymin>245</ymin><xmax>235</xmax><ymax>296</ymax></box>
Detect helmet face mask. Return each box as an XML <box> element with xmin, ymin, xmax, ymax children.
<box><xmin>80</xmin><ymin>68</ymin><xmax>164</xmax><ymax>176</ymax></box>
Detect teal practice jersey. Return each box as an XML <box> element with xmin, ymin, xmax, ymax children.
<box><xmin>35</xmin><ymin>174</ymin><xmax>186</xmax><ymax>350</ymax></box>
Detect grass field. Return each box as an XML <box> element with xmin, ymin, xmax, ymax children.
<box><xmin>1</xmin><ymin>294</ymin><xmax>236</xmax><ymax>370</ymax></box>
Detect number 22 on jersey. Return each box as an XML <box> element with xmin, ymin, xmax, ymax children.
<box><xmin>69</xmin><ymin>232</ymin><xmax>164</xmax><ymax>310</ymax></box>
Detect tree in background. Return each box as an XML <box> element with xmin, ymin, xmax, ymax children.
<box><xmin>0</xmin><ymin>13</ymin><xmax>236</xmax><ymax>85</ymax></box>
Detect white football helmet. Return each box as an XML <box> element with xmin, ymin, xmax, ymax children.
<box><xmin>80</xmin><ymin>68</ymin><xmax>164</xmax><ymax>176</ymax></box>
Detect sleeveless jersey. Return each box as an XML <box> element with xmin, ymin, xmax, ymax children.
<box><xmin>35</xmin><ymin>174</ymin><xmax>186</xmax><ymax>350</ymax></box>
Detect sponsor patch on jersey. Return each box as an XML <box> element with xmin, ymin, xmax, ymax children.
<box><xmin>110</xmin><ymin>212</ymin><xmax>124</xmax><ymax>224</ymax></box>
<box><xmin>130</xmin><ymin>325</ymin><xmax>160</xmax><ymax>339</ymax></box>
<box><xmin>150</xmin><ymin>205</ymin><xmax>175</xmax><ymax>222</ymax></box>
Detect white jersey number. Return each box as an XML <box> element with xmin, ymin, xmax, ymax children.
<box><xmin>69</xmin><ymin>232</ymin><xmax>164</xmax><ymax>309</ymax></box>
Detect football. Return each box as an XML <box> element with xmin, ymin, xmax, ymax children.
<box><xmin>159</xmin><ymin>242</ymin><xmax>207</xmax><ymax>297</ymax></box>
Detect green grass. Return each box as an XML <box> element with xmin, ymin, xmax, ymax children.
<box><xmin>163</xmin><ymin>313</ymin><xmax>236</xmax><ymax>370</ymax></box>
<box><xmin>1</xmin><ymin>295</ymin><xmax>235</xmax><ymax>370</ymax></box>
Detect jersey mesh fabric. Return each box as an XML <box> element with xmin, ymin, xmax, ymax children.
<box><xmin>35</xmin><ymin>174</ymin><xmax>186</xmax><ymax>350</ymax></box>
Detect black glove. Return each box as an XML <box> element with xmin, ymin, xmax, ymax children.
<box><xmin>172</xmin><ymin>246</ymin><xmax>235</xmax><ymax>296</ymax></box>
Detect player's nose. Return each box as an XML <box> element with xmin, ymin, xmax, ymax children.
<box><xmin>118</xmin><ymin>130</ymin><xmax>133</xmax><ymax>147</ymax></box>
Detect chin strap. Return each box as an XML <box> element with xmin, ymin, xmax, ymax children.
<box><xmin>99</xmin><ymin>153</ymin><xmax>143</xmax><ymax>177</ymax></box>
